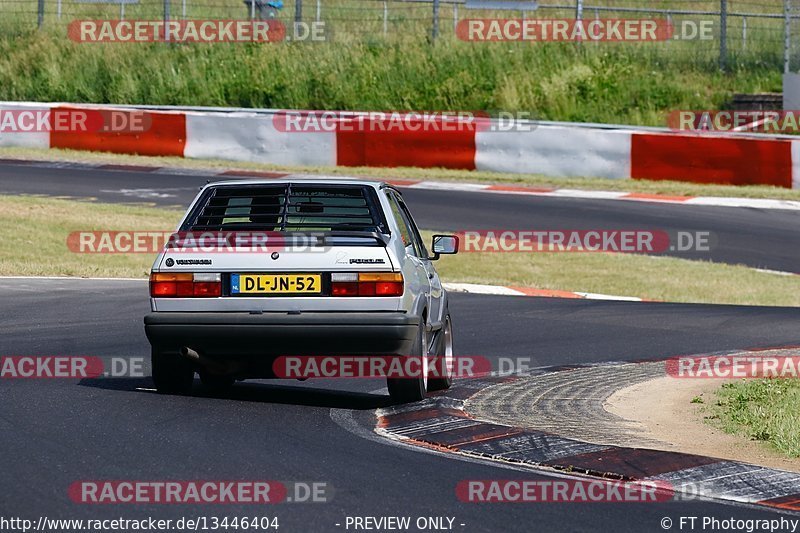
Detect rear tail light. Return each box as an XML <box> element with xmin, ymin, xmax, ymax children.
<box><xmin>331</xmin><ymin>272</ymin><xmax>403</xmax><ymax>297</ymax></box>
<box><xmin>150</xmin><ymin>272</ymin><xmax>222</xmax><ymax>297</ymax></box>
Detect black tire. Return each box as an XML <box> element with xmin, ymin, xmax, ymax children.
<box><xmin>427</xmin><ymin>313</ymin><xmax>453</xmax><ymax>392</ymax></box>
<box><xmin>151</xmin><ymin>347</ymin><xmax>194</xmax><ymax>395</ymax></box>
<box><xmin>199</xmin><ymin>372</ymin><xmax>236</xmax><ymax>392</ymax></box>
<box><xmin>387</xmin><ymin>321</ymin><xmax>428</xmax><ymax>403</ymax></box>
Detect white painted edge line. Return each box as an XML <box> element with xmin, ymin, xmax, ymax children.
<box><xmin>442</xmin><ymin>282</ymin><xmax>527</xmax><ymax>297</ymax></box>
<box><xmin>754</xmin><ymin>268</ymin><xmax>798</xmax><ymax>277</ymax></box>
<box><xmin>547</xmin><ymin>188</ymin><xmax>629</xmax><ymax>200</ymax></box>
<box><xmin>442</xmin><ymin>282</ymin><xmax>644</xmax><ymax>302</ymax></box>
<box><xmin>575</xmin><ymin>292</ymin><xmax>644</xmax><ymax>302</ymax></box>
<box><xmin>399</xmin><ymin>181</ymin><xmax>800</xmax><ymax>212</ymax></box>
<box><xmin>684</xmin><ymin>197</ymin><xmax>800</xmax><ymax>210</ymax></box>
<box><xmin>408</xmin><ymin>181</ymin><xmax>489</xmax><ymax>192</ymax></box>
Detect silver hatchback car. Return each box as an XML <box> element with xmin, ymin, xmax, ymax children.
<box><xmin>144</xmin><ymin>177</ymin><xmax>458</xmax><ymax>403</ymax></box>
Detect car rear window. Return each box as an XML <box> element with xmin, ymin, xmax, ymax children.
<box><xmin>182</xmin><ymin>184</ymin><xmax>388</xmax><ymax>233</ymax></box>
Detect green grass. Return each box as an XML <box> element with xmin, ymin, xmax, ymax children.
<box><xmin>0</xmin><ymin>14</ymin><xmax>784</xmax><ymax>127</ymax></box>
<box><xmin>4</xmin><ymin>145</ymin><xmax>800</xmax><ymax>201</ymax></box>
<box><xmin>429</xmin><ymin>239</ymin><xmax>800</xmax><ymax>306</ymax></box>
<box><xmin>712</xmin><ymin>379</ymin><xmax>800</xmax><ymax>458</ymax></box>
<box><xmin>0</xmin><ymin>195</ymin><xmax>182</xmax><ymax>278</ymax></box>
<box><xmin>2</xmin><ymin>194</ymin><xmax>800</xmax><ymax>307</ymax></box>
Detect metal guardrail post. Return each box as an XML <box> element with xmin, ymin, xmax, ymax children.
<box><xmin>164</xmin><ymin>0</ymin><xmax>171</xmax><ymax>42</ymax></box>
<box><xmin>294</xmin><ymin>0</ymin><xmax>303</xmax><ymax>39</ymax></box>
<box><xmin>666</xmin><ymin>12</ymin><xmax>672</xmax><ymax>46</ymax></box>
<box><xmin>432</xmin><ymin>0</ymin><xmax>440</xmax><ymax>40</ymax></box>
<box><xmin>37</xmin><ymin>0</ymin><xmax>45</xmax><ymax>28</ymax></box>
<box><xmin>786</xmin><ymin>0</ymin><xmax>793</xmax><ymax>73</ymax></box>
<box><xmin>742</xmin><ymin>16</ymin><xmax>747</xmax><ymax>52</ymax></box>
<box><xmin>720</xmin><ymin>0</ymin><xmax>728</xmax><ymax>71</ymax></box>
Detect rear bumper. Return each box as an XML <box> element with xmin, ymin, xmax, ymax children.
<box><xmin>144</xmin><ymin>312</ymin><xmax>420</xmax><ymax>357</ymax></box>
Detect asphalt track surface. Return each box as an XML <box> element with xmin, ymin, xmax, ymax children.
<box><xmin>2</xmin><ymin>278</ymin><xmax>800</xmax><ymax>532</ymax></box>
<box><xmin>0</xmin><ymin>161</ymin><xmax>798</xmax><ymax>272</ymax></box>
<box><xmin>1</xmin><ymin>161</ymin><xmax>800</xmax><ymax>531</ymax></box>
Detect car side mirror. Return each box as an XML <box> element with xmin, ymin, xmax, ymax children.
<box><xmin>430</xmin><ymin>234</ymin><xmax>458</xmax><ymax>260</ymax></box>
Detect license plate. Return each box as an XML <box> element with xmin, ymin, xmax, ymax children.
<box><xmin>231</xmin><ymin>274</ymin><xmax>321</xmax><ymax>294</ymax></box>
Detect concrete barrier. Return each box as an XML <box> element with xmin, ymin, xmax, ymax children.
<box><xmin>0</xmin><ymin>102</ymin><xmax>796</xmax><ymax>188</ymax></box>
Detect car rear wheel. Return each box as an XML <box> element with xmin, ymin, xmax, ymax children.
<box><xmin>427</xmin><ymin>313</ymin><xmax>453</xmax><ymax>392</ymax></box>
<box><xmin>151</xmin><ymin>347</ymin><xmax>194</xmax><ymax>395</ymax></box>
<box><xmin>387</xmin><ymin>321</ymin><xmax>428</xmax><ymax>403</ymax></box>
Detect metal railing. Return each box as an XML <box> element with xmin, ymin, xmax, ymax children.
<box><xmin>2</xmin><ymin>0</ymin><xmax>800</xmax><ymax>71</ymax></box>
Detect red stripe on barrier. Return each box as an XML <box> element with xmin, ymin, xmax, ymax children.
<box><xmin>630</xmin><ymin>133</ymin><xmax>793</xmax><ymax>188</ymax></box>
<box><xmin>336</xmin><ymin>118</ymin><xmax>476</xmax><ymax>170</ymax></box>
<box><xmin>50</xmin><ymin>107</ymin><xmax>186</xmax><ymax>157</ymax></box>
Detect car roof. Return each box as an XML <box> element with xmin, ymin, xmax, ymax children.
<box><xmin>203</xmin><ymin>174</ymin><xmax>389</xmax><ymax>190</ymax></box>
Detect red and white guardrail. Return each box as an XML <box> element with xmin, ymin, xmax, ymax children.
<box><xmin>1</xmin><ymin>102</ymin><xmax>798</xmax><ymax>188</ymax></box>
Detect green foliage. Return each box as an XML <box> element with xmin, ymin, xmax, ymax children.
<box><xmin>0</xmin><ymin>31</ymin><xmax>781</xmax><ymax>126</ymax></box>
<box><xmin>713</xmin><ymin>379</ymin><xmax>800</xmax><ymax>458</ymax></box>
